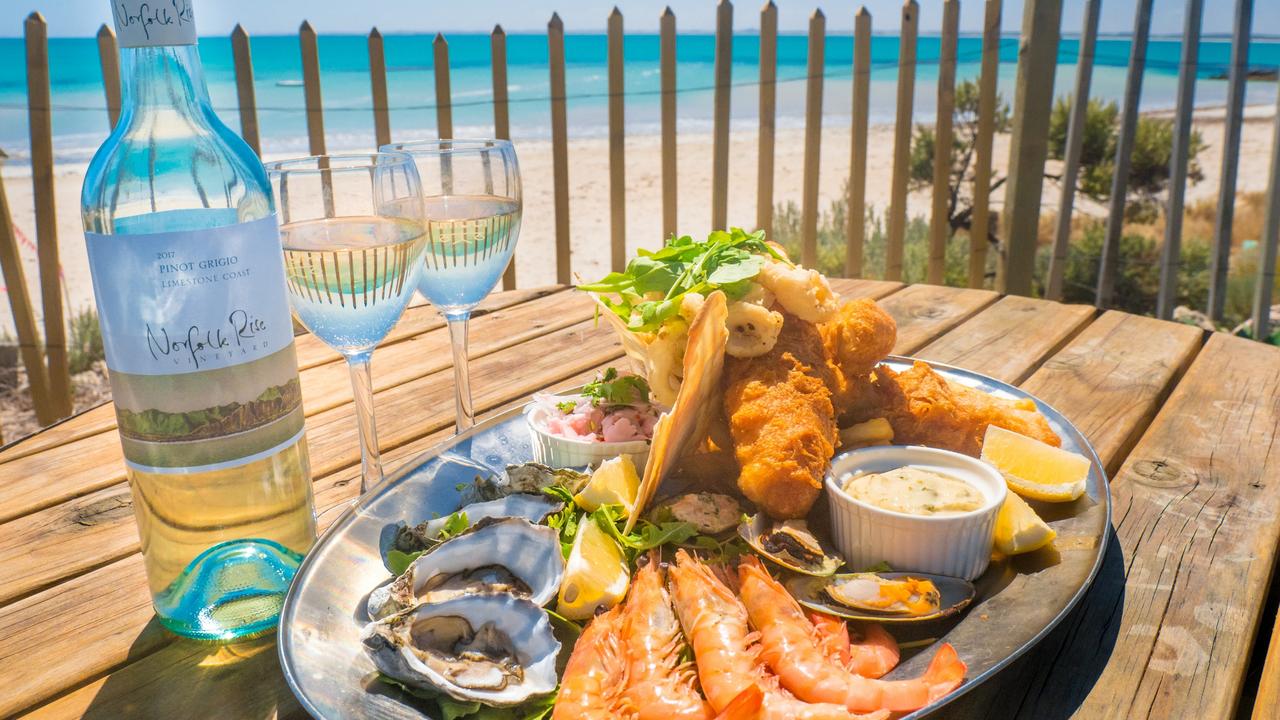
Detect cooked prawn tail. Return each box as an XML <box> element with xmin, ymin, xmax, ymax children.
<box><xmin>921</xmin><ymin>643</ymin><xmax>966</xmax><ymax>702</ymax></box>
<box><xmin>714</xmin><ymin>684</ymin><xmax>764</xmax><ymax>720</ymax></box>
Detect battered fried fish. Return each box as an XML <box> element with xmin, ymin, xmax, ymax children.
<box><xmin>819</xmin><ymin>298</ymin><xmax>898</xmax><ymax>415</ymax></box>
<box><xmin>857</xmin><ymin>361</ymin><xmax>1060</xmax><ymax>456</ymax></box>
<box><xmin>722</xmin><ymin>310</ymin><xmax>837</xmax><ymax>519</ymax></box>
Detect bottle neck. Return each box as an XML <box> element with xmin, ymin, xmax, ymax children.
<box><xmin>119</xmin><ymin>44</ymin><xmax>211</xmax><ymax>113</ymax></box>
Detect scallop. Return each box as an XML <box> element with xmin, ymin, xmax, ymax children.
<box><xmin>368</xmin><ymin>517</ymin><xmax>564</xmax><ymax>620</ymax></box>
<box><xmin>393</xmin><ymin>493</ymin><xmax>565</xmax><ymax>554</ymax></box>
<box><xmin>785</xmin><ymin>571</ymin><xmax>976</xmax><ymax>624</ymax></box>
<box><xmin>738</xmin><ymin>515</ymin><xmax>844</xmax><ymax>576</ymax></box>
<box><xmin>363</xmin><ymin>593</ymin><xmax>560</xmax><ymax>706</ymax></box>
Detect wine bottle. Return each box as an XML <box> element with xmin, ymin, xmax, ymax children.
<box><xmin>80</xmin><ymin>0</ymin><xmax>315</xmax><ymax>641</ymax></box>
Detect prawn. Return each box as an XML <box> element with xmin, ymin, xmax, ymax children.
<box><xmin>554</xmin><ymin>605</ymin><xmax>629</xmax><ymax>720</ymax></box>
<box><xmin>621</xmin><ymin>553</ymin><xmax>714</xmax><ymax>720</ymax></box>
<box><xmin>667</xmin><ymin>550</ymin><xmax>888</xmax><ymax>720</ymax></box>
<box><xmin>806</xmin><ymin>612</ymin><xmax>900</xmax><ymax>679</ymax></box>
<box><xmin>738</xmin><ymin>556</ymin><xmax>965</xmax><ymax>714</ymax></box>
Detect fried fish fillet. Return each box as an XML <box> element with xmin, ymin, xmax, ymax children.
<box><xmin>819</xmin><ymin>298</ymin><xmax>898</xmax><ymax>416</ymax></box>
<box><xmin>858</xmin><ymin>361</ymin><xmax>1060</xmax><ymax>456</ymax></box>
<box><xmin>722</xmin><ymin>310</ymin><xmax>837</xmax><ymax>519</ymax></box>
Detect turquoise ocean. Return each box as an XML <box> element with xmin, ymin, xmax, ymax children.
<box><xmin>0</xmin><ymin>33</ymin><xmax>1278</xmax><ymax>166</ymax></box>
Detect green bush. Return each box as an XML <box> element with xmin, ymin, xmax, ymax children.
<box><xmin>68</xmin><ymin>307</ymin><xmax>104</xmax><ymax>375</ymax></box>
<box><xmin>772</xmin><ymin>190</ymin><xmax>980</xmax><ymax>287</ymax></box>
<box><xmin>1047</xmin><ymin>96</ymin><xmax>1204</xmax><ymax>214</ymax></box>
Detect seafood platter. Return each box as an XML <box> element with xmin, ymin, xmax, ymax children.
<box><xmin>279</xmin><ymin>230</ymin><xmax>1111</xmax><ymax>719</ymax></box>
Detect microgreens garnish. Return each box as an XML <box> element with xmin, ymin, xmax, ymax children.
<box><xmin>578</xmin><ymin>228</ymin><xmax>787</xmax><ymax>332</ymax></box>
<box><xmin>580</xmin><ymin>367</ymin><xmax>650</xmax><ymax>407</ymax></box>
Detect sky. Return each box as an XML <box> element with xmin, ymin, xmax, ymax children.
<box><xmin>2</xmin><ymin>0</ymin><xmax>1278</xmax><ymax>38</ymax></box>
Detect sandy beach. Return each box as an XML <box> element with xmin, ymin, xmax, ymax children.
<box><xmin>1</xmin><ymin>103</ymin><xmax>1277</xmax><ymax>336</ymax></box>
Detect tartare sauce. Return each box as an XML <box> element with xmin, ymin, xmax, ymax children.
<box><xmin>843</xmin><ymin>466</ymin><xmax>984</xmax><ymax>516</ymax></box>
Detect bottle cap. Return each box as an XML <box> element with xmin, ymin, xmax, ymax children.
<box><xmin>111</xmin><ymin>1</ymin><xmax>197</xmax><ymax>48</ymax></box>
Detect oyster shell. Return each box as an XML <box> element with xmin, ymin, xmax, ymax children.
<box><xmin>738</xmin><ymin>515</ymin><xmax>843</xmax><ymax>576</ymax></box>
<box><xmin>363</xmin><ymin>593</ymin><xmax>560</xmax><ymax>706</ymax></box>
<box><xmin>465</xmin><ymin>463</ymin><xmax>590</xmax><ymax>503</ymax></box>
<box><xmin>369</xmin><ymin>518</ymin><xmax>564</xmax><ymax>619</ymax></box>
<box><xmin>393</xmin><ymin>493</ymin><xmax>565</xmax><ymax>554</ymax></box>
<box><xmin>785</xmin><ymin>571</ymin><xmax>975</xmax><ymax>624</ymax></box>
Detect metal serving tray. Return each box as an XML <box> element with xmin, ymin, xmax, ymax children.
<box><xmin>279</xmin><ymin>356</ymin><xmax>1111</xmax><ymax>719</ymax></box>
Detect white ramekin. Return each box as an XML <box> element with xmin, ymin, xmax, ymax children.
<box><xmin>825</xmin><ymin>445</ymin><xmax>1006</xmax><ymax>581</ymax></box>
<box><xmin>524</xmin><ymin>403</ymin><xmax>651</xmax><ymax>470</ymax></box>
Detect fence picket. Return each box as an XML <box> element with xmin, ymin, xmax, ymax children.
<box><xmin>1254</xmin><ymin>86</ymin><xmax>1280</xmax><ymax>339</ymax></box>
<box><xmin>0</xmin><ymin>163</ymin><xmax>54</xmax><ymax>426</ymax></box>
<box><xmin>660</xmin><ymin>8</ymin><xmax>677</xmax><ymax>240</ymax></box>
<box><xmin>967</xmin><ymin>0</ymin><xmax>1001</xmax><ymax>288</ymax></box>
<box><xmin>1096</xmin><ymin>0</ymin><xmax>1153</xmax><ymax>308</ymax></box>
<box><xmin>757</xmin><ymin>1</ymin><xmax>778</xmax><ymax>239</ymax></box>
<box><xmin>800</xmin><ymin>10</ymin><xmax>825</xmax><ymax>269</ymax></box>
<box><xmin>24</xmin><ymin>12</ymin><xmax>71</xmax><ymax>421</ymax></box>
<box><xmin>548</xmin><ymin>13</ymin><xmax>571</xmax><ymax>284</ymax></box>
<box><xmin>491</xmin><ymin>25</ymin><xmax>514</xmax><ymax>289</ymax></box>
<box><xmin>434</xmin><ymin>34</ymin><xmax>453</xmax><ymax>140</ymax></box>
<box><xmin>885</xmin><ymin>0</ymin><xmax>918</xmax><ymax>282</ymax></box>
<box><xmin>1207</xmin><ymin>0</ymin><xmax>1255</xmax><ymax>320</ymax></box>
<box><xmin>998</xmin><ymin>0</ymin><xmax>1062</xmax><ymax>296</ymax></box>
<box><xmin>711</xmin><ymin>0</ymin><xmax>733</xmax><ymax>231</ymax></box>
<box><xmin>927</xmin><ymin>0</ymin><xmax>959</xmax><ymax>285</ymax></box>
<box><xmin>368</xmin><ymin>28</ymin><xmax>391</xmax><ymax>148</ymax></box>
<box><xmin>1044</xmin><ymin>0</ymin><xmax>1099</xmax><ymax>300</ymax></box>
<box><xmin>299</xmin><ymin>21</ymin><xmax>326</xmax><ymax>155</ymax></box>
<box><xmin>231</xmin><ymin>24</ymin><xmax>261</xmax><ymax>156</ymax></box>
<box><xmin>847</xmin><ymin>7</ymin><xmax>872</xmax><ymax>278</ymax></box>
<box><xmin>1156</xmin><ymin>0</ymin><xmax>1203</xmax><ymax>318</ymax></box>
<box><xmin>608</xmin><ymin>8</ymin><xmax>626</xmax><ymax>273</ymax></box>
<box><xmin>95</xmin><ymin>25</ymin><xmax>121</xmax><ymax>131</ymax></box>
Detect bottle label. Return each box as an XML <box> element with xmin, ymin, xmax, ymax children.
<box><xmin>86</xmin><ymin>214</ymin><xmax>305</xmax><ymax>474</ymax></box>
<box><xmin>111</xmin><ymin>0</ymin><xmax>198</xmax><ymax>48</ymax></box>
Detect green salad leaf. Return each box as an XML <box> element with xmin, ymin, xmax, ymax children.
<box><xmin>579</xmin><ymin>367</ymin><xmax>651</xmax><ymax>407</ymax></box>
<box><xmin>578</xmin><ymin>228</ymin><xmax>787</xmax><ymax>332</ymax></box>
<box><xmin>385</xmin><ymin>549</ymin><xmax>422</xmax><ymax>576</ymax></box>
<box><xmin>375</xmin><ymin>675</ymin><xmax>556</xmax><ymax>720</ymax></box>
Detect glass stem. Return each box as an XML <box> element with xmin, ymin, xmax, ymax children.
<box><xmin>446</xmin><ymin>313</ymin><xmax>475</xmax><ymax>432</ymax></box>
<box><xmin>346</xmin><ymin>352</ymin><xmax>383</xmax><ymax>494</ymax></box>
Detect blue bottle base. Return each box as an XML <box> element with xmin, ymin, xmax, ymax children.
<box><xmin>153</xmin><ymin>538</ymin><xmax>304</xmax><ymax>642</ymax></box>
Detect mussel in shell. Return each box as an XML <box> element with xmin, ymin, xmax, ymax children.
<box><xmin>738</xmin><ymin>514</ymin><xmax>844</xmax><ymax>576</ymax></box>
<box><xmin>785</xmin><ymin>571</ymin><xmax>975</xmax><ymax>624</ymax></box>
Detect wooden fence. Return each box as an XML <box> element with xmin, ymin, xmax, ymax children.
<box><xmin>4</xmin><ymin>0</ymin><xmax>1280</xmax><ymax>428</ymax></box>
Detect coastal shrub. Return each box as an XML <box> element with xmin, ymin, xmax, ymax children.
<box><xmin>1047</xmin><ymin>96</ymin><xmax>1204</xmax><ymax>218</ymax></box>
<box><xmin>68</xmin><ymin>307</ymin><xmax>104</xmax><ymax>375</ymax></box>
<box><xmin>772</xmin><ymin>192</ymin><xmax>973</xmax><ymax>286</ymax></box>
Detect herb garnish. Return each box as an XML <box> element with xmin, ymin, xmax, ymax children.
<box><xmin>578</xmin><ymin>228</ymin><xmax>787</xmax><ymax>332</ymax></box>
<box><xmin>581</xmin><ymin>368</ymin><xmax>650</xmax><ymax>406</ymax></box>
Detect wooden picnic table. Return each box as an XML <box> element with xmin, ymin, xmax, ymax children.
<box><xmin>2</xmin><ymin>280</ymin><xmax>1279</xmax><ymax>719</ymax></box>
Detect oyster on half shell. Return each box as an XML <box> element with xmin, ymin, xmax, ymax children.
<box><xmin>368</xmin><ymin>517</ymin><xmax>564</xmax><ymax>620</ymax></box>
<box><xmin>393</xmin><ymin>493</ymin><xmax>565</xmax><ymax>554</ymax></box>
<box><xmin>363</xmin><ymin>593</ymin><xmax>560</xmax><ymax>706</ymax></box>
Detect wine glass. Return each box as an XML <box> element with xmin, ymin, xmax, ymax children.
<box><xmin>266</xmin><ymin>152</ymin><xmax>428</xmax><ymax>495</ymax></box>
<box><xmin>380</xmin><ymin>139</ymin><xmax>522</xmax><ymax>432</ymax></box>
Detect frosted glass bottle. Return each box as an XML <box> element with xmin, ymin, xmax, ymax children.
<box><xmin>80</xmin><ymin>0</ymin><xmax>315</xmax><ymax>641</ymax></box>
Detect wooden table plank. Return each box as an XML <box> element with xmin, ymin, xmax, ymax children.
<box><xmin>877</xmin><ymin>283</ymin><xmax>1001</xmax><ymax>354</ymax></box>
<box><xmin>915</xmin><ymin>295</ymin><xmax>1096</xmax><ymax>385</ymax></box>
<box><xmin>0</xmin><ymin>289</ymin><xmax>589</xmax><ymax>525</ymax></box>
<box><xmin>951</xmin><ymin>332</ymin><xmax>1280</xmax><ymax>720</ymax></box>
<box><xmin>1257</xmin><ymin>606</ymin><xmax>1280</xmax><ymax>719</ymax></box>
<box><xmin>1020</xmin><ymin>311</ymin><xmax>1203</xmax><ymax>474</ymax></box>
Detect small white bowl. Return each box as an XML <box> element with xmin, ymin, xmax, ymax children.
<box><xmin>825</xmin><ymin>445</ymin><xmax>1006</xmax><ymax>581</ymax></box>
<box><xmin>524</xmin><ymin>403</ymin><xmax>651</xmax><ymax>470</ymax></box>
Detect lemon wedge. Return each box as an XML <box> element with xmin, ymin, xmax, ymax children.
<box><xmin>993</xmin><ymin>491</ymin><xmax>1057</xmax><ymax>555</ymax></box>
<box><xmin>980</xmin><ymin>425</ymin><xmax>1090</xmax><ymax>503</ymax></box>
<box><xmin>574</xmin><ymin>454</ymin><xmax>641</xmax><ymax>517</ymax></box>
<box><xmin>556</xmin><ymin>515</ymin><xmax>630</xmax><ymax>621</ymax></box>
